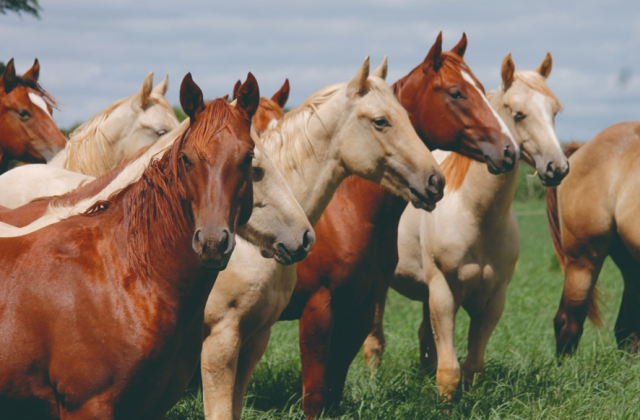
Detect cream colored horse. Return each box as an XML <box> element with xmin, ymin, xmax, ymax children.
<box><xmin>201</xmin><ymin>57</ymin><xmax>445</xmax><ymax>420</ymax></box>
<box><xmin>0</xmin><ymin>72</ymin><xmax>179</xmax><ymax>208</ymax></box>
<box><xmin>364</xmin><ymin>53</ymin><xmax>567</xmax><ymax>396</ymax></box>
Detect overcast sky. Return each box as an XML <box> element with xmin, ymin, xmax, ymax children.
<box><xmin>2</xmin><ymin>0</ymin><xmax>639</xmax><ymax>140</ymax></box>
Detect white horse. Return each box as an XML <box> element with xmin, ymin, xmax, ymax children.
<box><xmin>363</xmin><ymin>53</ymin><xmax>568</xmax><ymax>396</ymax></box>
<box><xmin>0</xmin><ymin>72</ymin><xmax>179</xmax><ymax>208</ymax></box>
<box><xmin>200</xmin><ymin>57</ymin><xmax>445</xmax><ymax>420</ymax></box>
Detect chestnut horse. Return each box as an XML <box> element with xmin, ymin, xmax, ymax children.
<box><xmin>0</xmin><ymin>58</ymin><xmax>66</xmax><ymax>173</ymax></box>
<box><xmin>367</xmin><ymin>52</ymin><xmax>567</xmax><ymax>398</ymax></box>
<box><xmin>0</xmin><ymin>72</ymin><xmax>179</xmax><ymax>209</ymax></box>
<box><xmin>278</xmin><ymin>33</ymin><xmax>518</xmax><ymax>417</ymax></box>
<box><xmin>0</xmin><ymin>72</ymin><xmax>260</xmax><ymax>419</ymax></box>
<box><xmin>200</xmin><ymin>56</ymin><xmax>444</xmax><ymax>420</ymax></box>
<box><xmin>547</xmin><ymin>122</ymin><xmax>640</xmax><ymax>356</ymax></box>
<box><xmin>233</xmin><ymin>78</ymin><xmax>290</xmax><ymax>133</ymax></box>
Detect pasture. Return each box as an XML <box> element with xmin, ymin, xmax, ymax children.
<box><xmin>170</xmin><ymin>179</ymin><xmax>640</xmax><ymax>419</ymax></box>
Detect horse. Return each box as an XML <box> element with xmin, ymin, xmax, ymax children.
<box><xmin>0</xmin><ymin>72</ymin><xmax>259</xmax><ymax>419</ymax></box>
<box><xmin>0</xmin><ymin>72</ymin><xmax>179</xmax><ymax>208</ymax></box>
<box><xmin>233</xmin><ymin>78</ymin><xmax>290</xmax><ymax>133</ymax></box>
<box><xmin>200</xmin><ymin>56</ymin><xmax>445</xmax><ymax>420</ymax></box>
<box><xmin>365</xmin><ymin>52</ymin><xmax>566</xmax><ymax>398</ymax></box>
<box><xmin>0</xmin><ymin>58</ymin><xmax>67</xmax><ymax>173</ymax></box>
<box><xmin>278</xmin><ymin>32</ymin><xmax>519</xmax><ymax>417</ymax></box>
<box><xmin>547</xmin><ymin>122</ymin><xmax>640</xmax><ymax>356</ymax></box>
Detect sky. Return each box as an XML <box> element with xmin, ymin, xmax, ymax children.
<box><xmin>2</xmin><ymin>0</ymin><xmax>639</xmax><ymax>141</ymax></box>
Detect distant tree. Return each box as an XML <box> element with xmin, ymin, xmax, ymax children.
<box><xmin>0</xmin><ymin>0</ymin><xmax>41</xmax><ymax>18</ymax></box>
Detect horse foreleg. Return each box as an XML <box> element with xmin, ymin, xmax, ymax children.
<box><xmin>201</xmin><ymin>319</ymin><xmax>241</xmax><ymax>420</ymax></box>
<box><xmin>428</xmin><ymin>271</ymin><xmax>460</xmax><ymax>398</ymax></box>
<box><xmin>462</xmin><ymin>283</ymin><xmax>508</xmax><ymax>387</ymax></box>
<box><xmin>419</xmin><ymin>298</ymin><xmax>437</xmax><ymax>373</ymax></box>
<box><xmin>363</xmin><ymin>286</ymin><xmax>388</xmax><ymax>369</ymax></box>
<box><xmin>232</xmin><ymin>326</ymin><xmax>272</xmax><ymax>418</ymax></box>
<box><xmin>299</xmin><ymin>287</ymin><xmax>334</xmax><ymax>419</ymax></box>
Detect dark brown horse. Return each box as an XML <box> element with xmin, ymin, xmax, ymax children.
<box><xmin>547</xmin><ymin>122</ymin><xmax>640</xmax><ymax>356</ymax></box>
<box><xmin>233</xmin><ymin>78</ymin><xmax>290</xmax><ymax>133</ymax></box>
<box><xmin>0</xmin><ymin>72</ymin><xmax>260</xmax><ymax>419</ymax></box>
<box><xmin>0</xmin><ymin>58</ymin><xmax>67</xmax><ymax>173</ymax></box>
<box><xmin>279</xmin><ymin>32</ymin><xmax>519</xmax><ymax>417</ymax></box>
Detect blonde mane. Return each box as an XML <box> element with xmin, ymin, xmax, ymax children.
<box><xmin>514</xmin><ymin>71</ymin><xmax>563</xmax><ymax>111</ymax></box>
<box><xmin>63</xmin><ymin>94</ymin><xmax>175</xmax><ymax>176</ymax></box>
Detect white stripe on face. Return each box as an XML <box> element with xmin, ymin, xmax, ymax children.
<box><xmin>28</xmin><ymin>92</ymin><xmax>53</xmax><ymax>120</ymax></box>
<box><xmin>461</xmin><ymin>71</ymin><xmax>519</xmax><ymax>153</ymax></box>
<box><xmin>532</xmin><ymin>92</ymin><xmax>562</xmax><ymax>155</ymax></box>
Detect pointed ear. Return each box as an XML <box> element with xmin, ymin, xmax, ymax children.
<box><xmin>346</xmin><ymin>56</ymin><xmax>370</xmax><ymax>98</ymax></box>
<box><xmin>371</xmin><ymin>56</ymin><xmax>388</xmax><ymax>80</ymax></box>
<box><xmin>23</xmin><ymin>58</ymin><xmax>40</xmax><ymax>83</ymax></box>
<box><xmin>236</xmin><ymin>72</ymin><xmax>260</xmax><ymax>120</ymax></box>
<box><xmin>501</xmin><ymin>53</ymin><xmax>515</xmax><ymax>91</ymax></box>
<box><xmin>271</xmin><ymin>78</ymin><xmax>290</xmax><ymax>108</ymax></box>
<box><xmin>152</xmin><ymin>73</ymin><xmax>169</xmax><ymax>96</ymax></box>
<box><xmin>423</xmin><ymin>31</ymin><xmax>444</xmax><ymax>73</ymax></box>
<box><xmin>232</xmin><ymin>79</ymin><xmax>242</xmax><ymax>100</ymax></box>
<box><xmin>536</xmin><ymin>52</ymin><xmax>553</xmax><ymax>79</ymax></box>
<box><xmin>450</xmin><ymin>33</ymin><xmax>467</xmax><ymax>58</ymax></box>
<box><xmin>133</xmin><ymin>72</ymin><xmax>154</xmax><ymax>109</ymax></box>
<box><xmin>2</xmin><ymin>58</ymin><xmax>17</xmax><ymax>93</ymax></box>
<box><xmin>180</xmin><ymin>72</ymin><xmax>205</xmax><ymax>123</ymax></box>
<box><xmin>222</xmin><ymin>93</ymin><xmax>229</xmax><ymax>101</ymax></box>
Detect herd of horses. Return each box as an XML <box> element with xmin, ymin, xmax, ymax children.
<box><xmin>0</xmin><ymin>32</ymin><xmax>637</xmax><ymax>419</ymax></box>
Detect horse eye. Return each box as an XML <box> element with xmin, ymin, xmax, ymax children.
<box><xmin>253</xmin><ymin>166</ymin><xmax>264</xmax><ymax>181</ymax></box>
<box><xmin>515</xmin><ymin>112</ymin><xmax>527</xmax><ymax>122</ymax></box>
<box><xmin>17</xmin><ymin>109</ymin><xmax>31</xmax><ymax>119</ymax></box>
<box><xmin>372</xmin><ymin>118</ymin><xmax>390</xmax><ymax>131</ymax></box>
<box><xmin>449</xmin><ymin>91</ymin><xmax>464</xmax><ymax>100</ymax></box>
<box><xmin>243</xmin><ymin>152</ymin><xmax>254</xmax><ymax>166</ymax></box>
<box><xmin>156</xmin><ymin>129</ymin><xmax>168</xmax><ymax>137</ymax></box>
<box><xmin>180</xmin><ymin>152</ymin><xmax>192</xmax><ymax>167</ymax></box>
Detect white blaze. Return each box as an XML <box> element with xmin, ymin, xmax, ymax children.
<box><xmin>461</xmin><ymin>72</ymin><xmax>519</xmax><ymax>154</ymax></box>
<box><xmin>28</xmin><ymin>92</ymin><xmax>53</xmax><ymax>120</ymax></box>
<box><xmin>532</xmin><ymin>92</ymin><xmax>563</xmax><ymax>156</ymax></box>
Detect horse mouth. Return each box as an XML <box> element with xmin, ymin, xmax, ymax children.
<box><xmin>199</xmin><ymin>255</ymin><xmax>229</xmax><ymax>270</ymax></box>
<box><xmin>409</xmin><ymin>188</ymin><xmax>437</xmax><ymax>212</ymax></box>
<box><xmin>273</xmin><ymin>243</ymin><xmax>296</xmax><ymax>266</ymax></box>
<box><xmin>483</xmin><ymin>155</ymin><xmax>506</xmax><ymax>175</ymax></box>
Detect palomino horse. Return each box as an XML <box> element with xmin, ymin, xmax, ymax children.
<box><xmin>0</xmin><ymin>72</ymin><xmax>179</xmax><ymax>208</ymax></box>
<box><xmin>0</xmin><ymin>73</ymin><xmax>259</xmax><ymax>419</ymax></box>
<box><xmin>279</xmin><ymin>33</ymin><xmax>519</xmax><ymax>417</ymax></box>
<box><xmin>233</xmin><ymin>78</ymin><xmax>290</xmax><ymax>133</ymax></box>
<box><xmin>366</xmin><ymin>52</ymin><xmax>566</xmax><ymax>397</ymax></box>
<box><xmin>0</xmin><ymin>58</ymin><xmax>66</xmax><ymax>173</ymax></box>
<box><xmin>547</xmin><ymin>123</ymin><xmax>640</xmax><ymax>356</ymax></box>
<box><xmin>200</xmin><ymin>56</ymin><xmax>445</xmax><ymax>420</ymax></box>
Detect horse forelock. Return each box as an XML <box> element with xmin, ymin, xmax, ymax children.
<box><xmin>514</xmin><ymin>71</ymin><xmax>563</xmax><ymax>111</ymax></box>
<box><xmin>0</xmin><ymin>74</ymin><xmax>60</xmax><ymax>110</ymax></box>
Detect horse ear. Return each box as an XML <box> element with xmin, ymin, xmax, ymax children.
<box><xmin>271</xmin><ymin>78</ymin><xmax>290</xmax><ymax>108</ymax></box>
<box><xmin>2</xmin><ymin>58</ymin><xmax>18</xmax><ymax>93</ymax></box>
<box><xmin>371</xmin><ymin>56</ymin><xmax>388</xmax><ymax>81</ymax></box>
<box><xmin>347</xmin><ymin>56</ymin><xmax>370</xmax><ymax>98</ymax></box>
<box><xmin>501</xmin><ymin>53</ymin><xmax>515</xmax><ymax>91</ymax></box>
<box><xmin>450</xmin><ymin>33</ymin><xmax>467</xmax><ymax>58</ymax></box>
<box><xmin>180</xmin><ymin>72</ymin><xmax>205</xmax><ymax>123</ymax></box>
<box><xmin>423</xmin><ymin>31</ymin><xmax>444</xmax><ymax>73</ymax></box>
<box><xmin>152</xmin><ymin>73</ymin><xmax>169</xmax><ymax>96</ymax></box>
<box><xmin>232</xmin><ymin>79</ymin><xmax>242</xmax><ymax>100</ymax></box>
<box><xmin>236</xmin><ymin>72</ymin><xmax>260</xmax><ymax>120</ymax></box>
<box><xmin>23</xmin><ymin>58</ymin><xmax>40</xmax><ymax>83</ymax></box>
<box><xmin>536</xmin><ymin>52</ymin><xmax>553</xmax><ymax>79</ymax></box>
<box><xmin>134</xmin><ymin>72</ymin><xmax>154</xmax><ymax>109</ymax></box>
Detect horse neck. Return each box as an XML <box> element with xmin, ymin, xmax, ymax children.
<box><xmin>262</xmin><ymin>96</ymin><xmax>350</xmax><ymax>226</ymax></box>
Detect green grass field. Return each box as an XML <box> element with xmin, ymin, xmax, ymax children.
<box><xmin>169</xmin><ymin>197</ymin><xmax>640</xmax><ymax>420</ymax></box>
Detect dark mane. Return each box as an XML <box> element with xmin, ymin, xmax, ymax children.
<box><xmin>82</xmin><ymin>98</ymin><xmax>233</xmax><ymax>278</ymax></box>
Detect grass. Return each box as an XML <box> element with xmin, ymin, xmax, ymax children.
<box><xmin>169</xmin><ymin>197</ymin><xmax>639</xmax><ymax>419</ymax></box>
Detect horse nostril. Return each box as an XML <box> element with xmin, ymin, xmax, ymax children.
<box><xmin>195</xmin><ymin>230</ymin><xmax>201</xmax><ymax>243</ymax></box>
<box><xmin>218</xmin><ymin>230</ymin><xmax>230</xmax><ymax>254</ymax></box>
<box><xmin>547</xmin><ymin>161</ymin><xmax>554</xmax><ymax>175</ymax></box>
<box><xmin>302</xmin><ymin>229</ymin><xmax>315</xmax><ymax>252</ymax></box>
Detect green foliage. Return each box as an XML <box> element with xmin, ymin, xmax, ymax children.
<box><xmin>0</xmin><ymin>0</ymin><xmax>41</xmax><ymax>17</ymax></box>
<box><xmin>59</xmin><ymin>122</ymin><xmax>83</xmax><ymax>139</ymax></box>
<box><xmin>169</xmin><ymin>200</ymin><xmax>638</xmax><ymax>419</ymax></box>
<box><xmin>514</xmin><ymin>164</ymin><xmax>547</xmax><ymax>202</ymax></box>
<box><xmin>174</xmin><ymin>106</ymin><xmax>187</xmax><ymax>123</ymax></box>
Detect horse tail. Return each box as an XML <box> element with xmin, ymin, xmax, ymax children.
<box><xmin>546</xmin><ymin>185</ymin><xmax>565</xmax><ymax>271</ymax></box>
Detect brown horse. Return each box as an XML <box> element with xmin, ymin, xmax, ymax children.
<box><xmin>0</xmin><ymin>58</ymin><xmax>67</xmax><ymax>173</ymax></box>
<box><xmin>0</xmin><ymin>72</ymin><xmax>259</xmax><ymax>419</ymax></box>
<box><xmin>547</xmin><ymin>122</ymin><xmax>640</xmax><ymax>356</ymax></box>
<box><xmin>279</xmin><ymin>32</ymin><xmax>519</xmax><ymax>418</ymax></box>
<box><xmin>233</xmin><ymin>78</ymin><xmax>290</xmax><ymax>133</ymax></box>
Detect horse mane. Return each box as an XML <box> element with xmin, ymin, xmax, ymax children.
<box><xmin>63</xmin><ymin>93</ymin><xmax>174</xmax><ymax>176</ymax></box>
<box><xmin>514</xmin><ymin>70</ymin><xmax>563</xmax><ymax>111</ymax></box>
<box><xmin>0</xmin><ymin>73</ymin><xmax>60</xmax><ymax>110</ymax></box>
<box><xmin>82</xmin><ymin>99</ymin><xmax>232</xmax><ymax>279</ymax></box>
<box><xmin>439</xmin><ymin>152</ymin><xmax>472</xmax><ymax>192</ymax></box>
